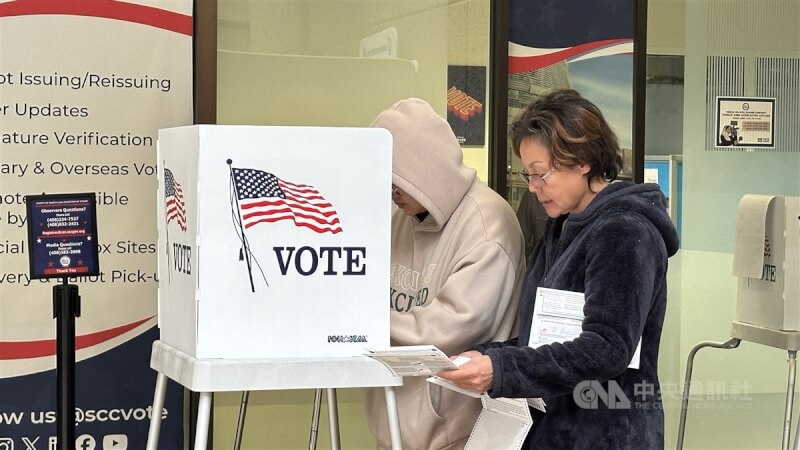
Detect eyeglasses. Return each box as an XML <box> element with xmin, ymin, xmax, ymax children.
<box><xmin>391</xmin><ymin>185</ymin><xmax>400</xmax><ymax>196</ymax></box>
<box><xmin>517</xmin><ymin>164</ymin><xmax>560</xmax><ymax>188</ymax></box>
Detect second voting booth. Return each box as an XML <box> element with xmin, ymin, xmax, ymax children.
<box><xmin>679</xmin><ymin>195</ymin><xmax>800</xmax><ymax>449</ymax></box>
<box><xmin>734</xmin><ymin>195</ymin><xmax>800</xmax><ymax>331</ymax></box>
<box><xmin>146</xmin><ymin>125</ymin><xmax>403</xmax><ymax>450</ymax></box>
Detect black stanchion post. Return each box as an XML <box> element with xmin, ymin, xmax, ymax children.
<box><xmin>53</xmin><ymin>278</ymin><xmax>81</xmax><ymax>450</ymax></box>
<box><xmin>27</xmin><ymin>193</ymin><xmax>97</xmax><ymax>449</ymax></box>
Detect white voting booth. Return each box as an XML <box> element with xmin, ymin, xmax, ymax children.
<box><xmin>678</xmin><ymin>195</ymin><xmax>800</xmax><ymax>450</ymax></box>
<box><xmin>156</xmin><ymin>125</ymin><xmax>391</xmax><ymax>358</ymax></box>
<box><xmin>145</xmin><ymin>125</ymin><xmax>404</xmax><ymax>450</ymax></box>
<box><xmin>734</xmin><ymin>195</ymin><xmax>800</xmax><ymax>331</ymax></box>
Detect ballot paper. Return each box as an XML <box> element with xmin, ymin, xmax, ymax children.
<box><xmin>528</xmin><ymin>287</ymin><xmax>642</xmax><ymax>369</ymax></box>
<box><xmin>426</xmin><ymin>376</ymin><xmax>485</xmax><ymax>398</ymax></box>
<box><xmin>364</xmin><ymin>345</ymin><xmax>458</xmax><ymax>377</ymax></box>
<box><xmin>425</xmin><ymin>356</ymin><xmax>484</xmax><ymax>397</ymax></box>
<box><xmin>523</xmin><ymin>288</ymin><xmax>640</xmax><ymax>411</ymax></box>
<box><xmin>464</xmin><ymin>397</ymin><xmax>533</xmax><ymax>450</ymax></box>
<box><xmin>426</xmin><ymin>358</ymin><xmax>533</xmax><ymax>450</ymax></box>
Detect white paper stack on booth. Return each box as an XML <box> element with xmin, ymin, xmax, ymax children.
<box><xmin>733</xmin><ymin>195</ymin><xmax>800</xmax><ymax>330</ymax></box>
<box><xmin>156</xmin><ymin>125</ymin><xmax>392</xmax><ymax>358</ymax></box>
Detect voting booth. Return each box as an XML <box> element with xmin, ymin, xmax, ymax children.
<box><xmin>733</xmin><ymin>195</ymin><xmax>800</xmax><ymax>331</ymax></box>
<box><xmin>155</xmin><ymin>125</ymin><xmax>392</xmax><ymax>359</ymax></box>
<box><xmin>678</xmin><ymin>194</ymin><xmax>800</xmax><ymax>450</ymax></box>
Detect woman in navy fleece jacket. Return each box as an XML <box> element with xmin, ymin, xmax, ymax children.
<box><xmin>438</xmin><ymin>89</ymin><xmax>679</xmax><ymax>449</ymax></box>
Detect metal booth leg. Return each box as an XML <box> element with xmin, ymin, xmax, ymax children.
<box><xmin>384</xmin><ymin>386</ymin><xmax>404</xmax><ymax>450</ymax></box>
<box><xmin>783</xmin><ymin>351</ymin><xmax>797</xmax><ymax>450</ymax></box>
<box><xmin>308</xmin><ymin>388</ymin><xmax>324</xmax><ymax>450</ymax></box>
<box><xmin>326</xmin><ymin>388</ymin><xmax>341</xmax><ymax>450</ymax></box>
<box><xmin>233</xmin><ymin>391</ymin><xmax>250</xmax><ymax>450</ymax></box>
<box><xmin>794</xmin><ymin>382</ymin><xmax>800</xmax><ymax>450</ymax></box>
<box><xmin>194</xmin><ymin>392</ymin><xmax>213</xmax><ymax>450</ymax></box>
<box><xmin>145</xmin><ymin>372</ymin><xmax>168</xmax><ymax>450</ymax></box>
<box><xmin>676</xmin><ymin>338</ymin><xmax>740</xmax><ymax>450</ymax></box>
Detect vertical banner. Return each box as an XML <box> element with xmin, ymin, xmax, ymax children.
<box><xmin>446</xmin><ymin>65</ymin><xmax>486</xmax><ymax>146</ymax></box>
<box><xmin>0</xmin><ymin>1</ymin><xmax>192</xmax><ymax>449</ymax></box>
<box><xmin>507</xmin><ymin>0</ymin><xmax>635</xmax><ymax>181</ymax></box>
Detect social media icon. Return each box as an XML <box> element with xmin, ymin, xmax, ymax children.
<box><xmin>75</xmin><ymin>434</ymin><xmax>95</xmax><ymax>450</ymax></box>
<box><xmin>0</xmin><ymin>437</ymin><xmax>14</xmax><ymax>450</ymax></box>
<box><xmin>102</xmin><ymin>435</ymin><xmax>127</xmax><ymax>450</ymax></box>
<box><xmin>22</xmin><ymin>437</ymin><xmax>38</xmax><ymax>450</ymax></box>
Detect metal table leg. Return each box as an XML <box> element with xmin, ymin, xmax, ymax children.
<box><xmin>677</xmin><ymin>338</ymin><xmax>740</xmax><ymax>450</ymax></box>
<box><xmin>146</xmin><ymin>373</ymin><xmax>168</xmax><ymax>450</ymax></box>
<box><xmin>194</xmin><ymin>392</ymin><xmax>213</xmax><ymax>450</ymax></box>
<box><xmin>308</xmin><ymin>388</ymin><xmax>323</xmax><ymax>450</ymax></box>
<box><xmin>384</xmin><ymin>386</ymin><xmax>403</xmax><ymax>450</ymax></box>
<box><xmin>783</xmin><ymin>351</ymin><xmax>797</xmax><ymax>450</ymax></box>
<box><xmin>233</xmin><ymin>391</ymin><xmax>250</xmax><ymax>450</ymax></box>
<box><xmin>327</xmin><ymin>388</ymin><xmax>341</xmax><ymax>450</ymax></box>
<box><xmin>794</xmin><ymin>388</ymin><xmax>800</xmax><ymax>450</ymax></box>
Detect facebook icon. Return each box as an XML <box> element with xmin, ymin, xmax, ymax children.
<box><xmin>75</xmin><ymin>435</ymin><xmax>96</xmax><ymax>450</ymax></box>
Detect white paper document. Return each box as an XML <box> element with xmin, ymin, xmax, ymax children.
<box><xmin>425</xmin><ymin>361</ymin><xmax>532</xmax><ymax>450</ymax></box>
<box><xmin>527</xmin><ymin>397</ymin><xmax>547</xmax><ymax>413</ymax></box>
<box><xmin>465</xmin><ymin>397</ymin><xmax>533</xmax><ymax>450</ymax></box>
<box><xmin>426</xmin><ymin>375</ymin><xmax>485</xmax><ymax>398</ymax></box>
<box><xmin>529</xmin><ymin>287</ymin><xmax>642</xmax><ymax>369</ymax></box>
<box><xmin>364</xmin><ymin>345</ymin><xmax>458</xmax><ymax>377</ymax></box>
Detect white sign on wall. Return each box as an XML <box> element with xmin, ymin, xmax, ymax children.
<box><xmin>716</xmin><ymin>97</ymin><xmax>776</xmax><ymax>148</ymax></box>
<box><xmin>360</xmin><ymin>27</ymin><xmax>398</xmax><ymax>58</ymax></box>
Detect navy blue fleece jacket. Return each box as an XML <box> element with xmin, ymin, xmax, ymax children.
<box><xmin>475</xmin><ymin>181</ymin><xmax>680</xmax><ymax>449</ymax></box>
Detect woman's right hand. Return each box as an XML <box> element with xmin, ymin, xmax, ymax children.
<box><xmin>437</xmin><ymin>351</ymin><xmax>494</xmax><ymax>392</ymax></box>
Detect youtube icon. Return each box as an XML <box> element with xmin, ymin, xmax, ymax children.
<box><xmin>102</xmin><ymin>434</ymin><xmax>128</xmax><ymax>450</ymax></box>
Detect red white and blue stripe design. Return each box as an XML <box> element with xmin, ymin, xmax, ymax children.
<box><xmin>508</xmin><ymin>0</ymin><xmax>634</xmax><ymax>73</ymax></box>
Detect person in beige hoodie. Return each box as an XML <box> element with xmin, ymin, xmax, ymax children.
<box><xmin>363</xmin><ymin>98</ymin><xmax>526</xmax><ymax>450</ymax></box>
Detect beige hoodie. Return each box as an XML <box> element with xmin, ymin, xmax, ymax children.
<box><xmin>364</xmin><ymin>98</ymin><xmax>525</xmax><ymax>450</ymax></box>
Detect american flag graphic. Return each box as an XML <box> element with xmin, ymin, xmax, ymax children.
<box><xmin>232</xmin><ymin>167</ymin><xmax>342</xmax><ymax>234</ymax></box>
<box><xmin>164</xmin><ymin>168</ymin><xmax>187</xmax><ymax>231</ymax></box>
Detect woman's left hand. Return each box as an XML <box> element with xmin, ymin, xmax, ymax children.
<box><xmin>437</xmin><ymin>352</ymin><xmax>494</xmax><ymax>393</ymax></box>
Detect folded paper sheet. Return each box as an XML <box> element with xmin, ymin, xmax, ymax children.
<box><xmin>732</xmin><ymin>194</ymin><xmax>774</xmax><ymax>278</ymax></box>
<box><xmin>529</xmin><ymin>287</ymin><xmax>641</xmax><ymax>369</ymax></box>
<box><xmin>364</xmin><ymin>345</ymin><xmax>458</xmax><ymax>377</ymax></box>
<box><xmin>465</xmin><ymin>397</ymin><xmax>533</xmax><ymax>450</ymax></box>
<box><xmin>426</xmin><ymin>359</ymin><xmax>534</xmax><ymax>450</ymax></box>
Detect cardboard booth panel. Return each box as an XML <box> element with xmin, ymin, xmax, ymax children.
<box><xmin>734</xmin><ymin>195</ymin><xmax>800</xmax><ymax>331</ymax></box>
<box><xmin>157</xmin><ymin>125</ymin><xmax>392</xmax><ymax>358</ymax></box>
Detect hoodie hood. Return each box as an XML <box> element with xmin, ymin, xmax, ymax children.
<box><xmin>370</xmin><ymin>98</ymin><xmax>476</xmax><ymax>231</ymax></box>
<box><xmin>566</xmin><ymin>181</ymin><xmax>680</xmax><ymax>256</ymax></box>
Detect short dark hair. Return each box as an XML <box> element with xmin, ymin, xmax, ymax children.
<box><xmin>509</xmin><ymin>89</ymin><xmax>623</xmax><ymax>185</ymax></box>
